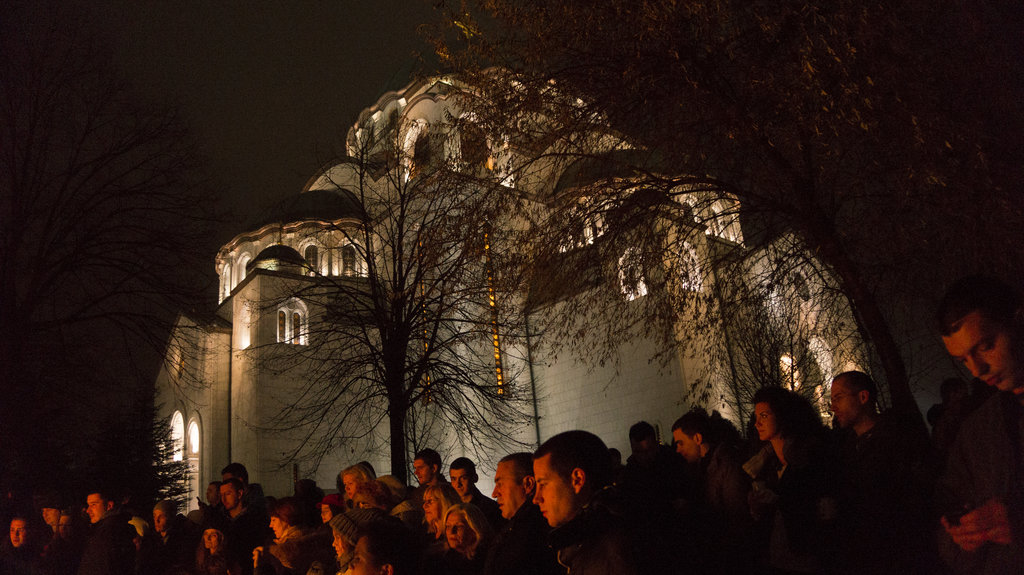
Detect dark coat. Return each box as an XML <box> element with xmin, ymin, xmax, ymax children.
<box><xmin>223</xmin><ymin>508</ymin><xmax>271</xmax><ymax>575</ymax></box>
<box><xmin>75</xmin><ymin>513</ymin><xmax>136</xmax><ymax>575</ymax></box>
<box><xmin>548</xmin><ymin>503</ymin><xmax>638</xmax><ymax>575</ymax></box>
<box><xmin>483</xmin><ymin>501</ymin><xmax>561</xmax><ymax>575</ymax></box>
<box><xmin>467</xmin><ymin>489</ymin><xmax>505</xmax><ymax>531</ymax></box>
<box><xmin>937</xmin><ymin>392</ymin><xmax>1024</xmax><ymax>575</ymax></box>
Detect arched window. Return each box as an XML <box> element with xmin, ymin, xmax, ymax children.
<box><xmin>678</xmin><ymin>241</ymin><xmax>703</xmax><ymax>292</ymax></box>
<box><xmin>402</xmin><ymin>119</ymin><xmax>428</xmax><ymax>182</ymax></box>
<box><xmin>236</xmin><ymin>253</ymin><xmax>252</xmax><ymax>286</ymax></box>
<box><xmin>619</xmin><ymin>248</ymin><xmax>648</xmax><ymax>301</ymax></box>
<box><xmin>342</xmin><ymin>245</ymin><xmax>357</xmax><ymax>277</ymax></box>
<box><xmin>277</xmin><ymin>299</ymin><xmax>308</xmax><ymax>345</ymax></box>
<box><xmin>220</xmin><ymin>262</ymin><xmax>232</xmax><ymax>302</ymax></box>
<box><xmin>170</xmin><ymin>412</ymin><xmax>184</xmax><ymax>462</ymax></box>
<box><xmin>187</xmin><ymin>420</ymin><xmax>200</xmax><ymax>512</ymax></box>
<box><xmin>304</xmin><ymin>245</ymin><xmax>319</xmax><ymax>276</ymax></box>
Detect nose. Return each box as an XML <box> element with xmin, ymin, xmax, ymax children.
<box><xmin>966</xmin><ymin>354</ymin><xmax>988</xmax><ymax>378</ymax></box>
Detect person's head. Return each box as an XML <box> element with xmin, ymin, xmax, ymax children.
<box><xmin>353</xmin><ymin>480</ymin><xmax>392</xmax><ymax>511</ymax></box>
<box><xmin>206</xmin><ymin>481</ymin><xmax>222</xmax><ymax>506</ymax></box>
<box><xmin>329</xmin><ymin>507</ymin><xmax>385</xmax><ymax>560</ymax></box>
<box><xmin>268</xmin><ymin>497</ymin><xmax>299</xmax><ymax>539</ymax></box>
<box><xmin>830</xmin><ymin>371</ymin><xmax>878</xmax><ymax>430</ymax></box>
<box><xmin>940</xmin><ymin>377</ymin><xmax>968</xmax><ymax>404</ymax></box>
<box><xmin>85</xmin><ymin>491</ymin><xmax>115</xmax><ymax>524</ymax></box>
<box><xmin>412</xmin><ymin>449</ymin><xmax>442</xmax><ymax>486</ymax></box>
<box><xmin>671</xmin><ymin>409</ymin><xmax>712</xmax><ymax>463</ymax></box>
<box><xmin>448</xmin><ymin>457</ymin><xmax>478</xmax><ymax>500</ymax></box>
<box><xmin>751</xmin><ymin>386</ymin><xmax>822</xmax><ymax>443</ymax></box>
<box><xmin>939</xmin><ymin>276</ymin><xmax>1024</xmax><ymax>395</ymax></box>
<box><xmin>41</xmin><ymin>507</ymin><xmax>61</xmax><ymax>529</ymax></box>
<box><xmin>341</xmin><ymin>463</ymin><xmax>376</xmax><ymax>502</ymax></box>
<box><xmin>319</xmin><ymin>494</ymin><xmax>346</xmax><ymax>523</ymax></box>
<box><xmin>444</xmin><ymin>503</ymin><xmax>492</xmax><ymax>559</ymax></box>
<box><xmin>350</xmin><ymin>522</ymin><xmax>417</xmax><ymax>575</ymax></box>
<box><xmin>220</xmin><ymin>462</ymin><xmax>249</xmax><ymax>485</ymax></box>
<box><xmin>56</xmin><ymin>510</ymin><xmax>77</xmax><ymax>540</ymax></box>
<box><xmin>375</xmin><ymin>476</ymin><xmax>408</xmax><ymax>506</ymax></box>
<box><xmin>492</xmin><ymin>452</ymin><xmax>536</xmax><ymax>519</ymax></box>
<box><xmin>219</xmin><ymin>478</ymin><xmax>245</xmax><ymax>513</ymax></box>
<box><xmin>202</xmin><ymin>528</ymin><xmax>224</xmax><ymax>553</ymax></box>
<box><xmin>152</xmin><ymin>499</ymin><xmax>177</xmax><ymax>536</ymax></box>
<box><xmin>9</xmin><ymin>517</ymin><xmax>28</xmax><ymax>548</ymax></box>
<box><xmin>532</xmin><ymin>430</ymin><xmax>612</xmax><ymax>527</ymax></box>
<box><xmin>628</xmin><ymin>421</ymin><xmax>659</xmax><ymax>465</ymax></box>
<box><xmin>421</xmin><ymin>483</ymin><xmax>460</xmax><ymax>536</ymax></box>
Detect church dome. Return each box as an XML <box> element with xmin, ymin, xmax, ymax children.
<box><xmin>248</xmin><ymin>244</ymin><xmax>306</xmax><ymax>273</ymax></box>
<box><xmin>246</xmin><ymin>188</ymin><xmax>363</xmax><ymax>231</ymax></box>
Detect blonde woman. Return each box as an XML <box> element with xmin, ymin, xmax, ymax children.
<box><xmin>421</xmin><ymin>483</ymin><xmax>461</xmax><ymax>542</ymax></box>
<box><xmin>441</xmin><ymin>504</ymin><xmax>494</xmax><ymax>575</ymax></box>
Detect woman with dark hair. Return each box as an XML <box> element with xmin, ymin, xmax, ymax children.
<box><xmin>195</xmin><ymin>528</ymin><xmax>241</xmax><ymax>575</ymax></box>
<box><xmin>746</xmin><ymin>386</ymin><xmax>836</xmax><ymax>574</ymax></box>
<box><xmin>253</xmin><ymin>497</ymin><xmax>334</xmax><ymax>575</ymax></box>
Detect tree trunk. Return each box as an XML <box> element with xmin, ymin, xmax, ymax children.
<box><xmin>388</xmin><ymin>397</ymin><xmax>408</xmax><ymax>484</ymax></box>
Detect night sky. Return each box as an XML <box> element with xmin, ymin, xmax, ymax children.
<box><xmin>85</xmin><ymin>1</ymin><xmax>440</xmax><ymax>241</ymax></box>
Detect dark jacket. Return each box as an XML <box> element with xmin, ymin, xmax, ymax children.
<box><xmin>483</xmin><ymin>501</ymin><xmax>561</xmax><ymax>575</ymax></box>
<box><xmin>937</xmin><ymin>392</ymin><xmax>1024</xmax><ymax>575</ymax></box>
<box><xmin>467</xmin><ymin>489</ymin><xmax>505</xmax><ymax>531</ymax></box>
<box><xmin>548</xmin><ymin>502</ymin><xmax>638</xmax><ymax>575</ymax></box>
<box><xmin>75</xmin><ymin>513</ymin><xmax>136</xmax><ymax>575</ymax></box>
<box><xmin>142</xmin><ymin>513</ymin><xmax>200</xmax><ymax>575</ymax></box>
<box><xmin>223</xmin><ymin>508</ymin><xmax>271</xmax><ymax>575</ymax></box>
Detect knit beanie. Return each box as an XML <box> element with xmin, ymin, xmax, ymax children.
<box><xmin>328</xmin><ymin>507</ymin><xmax>387</xmax><ymax>546</ymax></box>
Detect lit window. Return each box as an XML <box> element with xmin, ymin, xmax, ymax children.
<box><xmin>170</xmin><ymin>412</ymin><xmax>184</xmax><ymax>462</ymax></box>
<box><xmin>619</xmin><ymin>248</ymin><xmax>648</xmax><ymax>301</ymax></box>
<box><xmin>304</xmin><ymin>245</ymin><xmax>319</xmax><ymax>276</ymax></box>
<box><xmin>188</xmin><ymin>421</ymin><xmax>200</xmax><ymax>454</ymax></box>
<box><xmin>485</xmin><ymin>229</ymin><xmax>504</xmax><ymax>395</ymax></box>
<box><xmin>277</xmin><ymin>299</ymin><xmax>308</xmax><ymax>345</ymax></box>
<box><xmin>342</xmin><ymin>245</ymin><xmax>357</xmax><ymax>277</ymax></box>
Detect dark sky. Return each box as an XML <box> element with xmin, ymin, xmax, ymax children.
<box><xmin>85</xmin><ymin>1</ymin><xmax>440</xmax><ymax>240</ymax></box>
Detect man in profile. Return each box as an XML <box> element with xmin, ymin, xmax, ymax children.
<box><xmin>937</xmin><ymin>276</ymin><xmax>1024</xmax><ymax>574</ymax></box>
<box><xmin>483</xmin><ymin>452</ymin><xmax>560</xmax><ymax>575</ymax></box>
<box><xmin>533</xmin><ymin>430</ymin><xmax>640</xmax><ymax>574</ymax></box>
<box><xmin>77</xmin><ymin>490</ymin><xmax>135</xmax><ymax>575</ymax></box>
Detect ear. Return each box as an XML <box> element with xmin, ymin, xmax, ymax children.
<box><xmin>380</xmin><ymin>564</ymin><xmax>394</xmax><ymax>575</ymax></box>
<box><xmin>570</xmin><ymin>468</ymin><xmax>586</xmax><ymax>494</ymax></box>
<box><xmin>522</xmin><ymin>475</ymin><xmax>536</xmax><ymax>493</ymax></box>
<box><xmin>857</xmin><ymin>389</ymin><xmax>870</xmax><ymax>405</ymax></box>
<box><xmin>692</xmin><ymin>432</ymin><xmax>704</xmax><ymax>446</ymax></box>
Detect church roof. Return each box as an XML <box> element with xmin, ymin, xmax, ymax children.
<box><xmin>248</xmin><ymin>244</ymin><xmax>306</xmax><ymax>272</ymax></box>
<box><xmin>246</xmin><ymin>188</ymin><xmax>363</xmax><ymax>231</ymax></box>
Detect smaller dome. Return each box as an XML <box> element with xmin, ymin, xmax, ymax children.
<box><xmin>248</xmin><ymin>244</ymin><xmax>306</xmax><ymax>273</ymax></box>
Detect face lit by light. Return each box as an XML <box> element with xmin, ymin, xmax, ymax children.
<box><xmin>219</xmin><ymin>484</ymin><xmax>242</xmax><ymax>512</ymax></box>
<box><xmin>9</xmin><ymin>519</ymin><xmax>27</xmax><ymax>548</ymax></box>
<box><xmin>42</xmin><ymin>508</ymin><xmax>60</xmax><ymax>528</ymax></box>
<box><xmin>423</xmin><ymin>492</ymin><xmax>441</xmax><ymax>525</ymax></box>
<box><xmin>944</xmin><ymin>311</ymin><xmax>1023</xmax><ymax>394</ymax></box>
<box><xmin>269</xmin><ymin>516</ymin><xmax>287</xmax><ymax>539</ymax></box>
<box><xmin>830</xmin><ymin>377</ymin><xmax>868</xmax><ymax>429</ymax></box>
<box><xmin>413</xmin><ymin>459</ymin><xmax>437</xmax><ymax>486</ymax></box>
<box><xmin>320</xmin><ymin>504</ymin><xmax>334</xmax><ymax>524</ymax></box>
<box><xmin>153</xmin><ymin>508</ymin><xmax>169</xmax><ymax>536</ymax></box>
<box><xmin>203</xmin><ymin>529</ymin><xmax>223</xmax><ymax>552</ymax></box>
<box><xmin>532</xmin><ymin>454</ymin><xmax>580</xmax><ymax>528</ymax></box>
<box><xmin>754</xmin><ymin>402</ymin><xmax>779</xmax><ymax>442</ymax></box>
<box><xmin>445</xmin><ymin>512</ymin><xmax>477</xmax><ymax>556</ymax></box>
<box><xmin>672</xmin><ymin>428</ymin><xmax>703</xmax><ymax>463</ymax></box>
<box><xmin>342</xmin><ymin>473</ymin><xmax>361</xmax><ymax>501</ymax></box>
<box><xmin>86</xmin><ymin>494</ymin><xmax>111</xmax><ymax>524</ymax></box>
<box><xmin>449</xmin><ymin>468</ymin><xmax>472</xmax><ymax>499</ymax></box>
<box><xmin>492</xmin><ymin>461</ymin><xmax>529</xmax><ymax>520</ymax></box>
<box><xmin>332</xmin><ymin>531</ymin><xmax>349</xmax><ymax>559</ymax></box>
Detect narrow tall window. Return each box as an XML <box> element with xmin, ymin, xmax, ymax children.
<box><xmin>278</xmin><ymin>311</ymin><xmax>286</xmax><ymax>343</ymax></box>
<box><xmin>292</xmin><ymin>312</ymin><xmax>301</xmax><ymax>344</ymax></box>
<box><xmin>342</xmin><ymin>245</ymin><xmax>357</xmax><ymax>277</ymax></box>
<box><xmin>304</xmin><ymin>245</ymin><xmax>318</xmax><ymax>276</ymax></box>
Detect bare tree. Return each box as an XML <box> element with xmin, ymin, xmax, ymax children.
<box><xmin>0</xmin><ymin>3</ymin><xmax>216</xmax><ymax>489</ymax></box>
<box><xmin>433</xmin><ymin>0</ymin><xmax>1024</xmax><ymax>423</ymax></box>
<box><xmin>249</xmin><ymin>92</ymin><xmax>534</xmax><ymax>482</ymax></box>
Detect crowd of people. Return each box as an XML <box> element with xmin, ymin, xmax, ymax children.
<box><xmin>2</xmin><ymin>275</ymin><xmax>1021</xmax><ymax>575</ymax></box>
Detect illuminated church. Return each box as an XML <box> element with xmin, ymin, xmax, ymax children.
<box><xmin>155</xmin><ymin>76</ymin><xmax>865</xmax><ymax>505</ymax></box>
